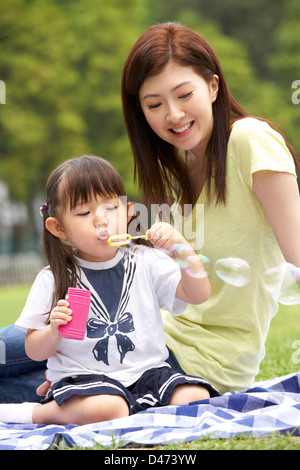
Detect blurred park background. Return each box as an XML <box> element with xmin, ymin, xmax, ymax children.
<box><xmin>0</xmin><ymin>0</ymin><xmax>300</xmax><ymax>284</ymax></box>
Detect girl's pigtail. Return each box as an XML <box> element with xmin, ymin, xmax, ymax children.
<box><xmin>40</xmin><ymin>203</ymin><xmax>79</xmax><ymax>322</ymax></box>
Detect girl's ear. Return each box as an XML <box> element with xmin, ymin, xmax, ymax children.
<box><xmin>45</xmin><ymin>217</ymin><xmax>68</xmax><ymax>240</ymax></box>
<box><xmin>127</xmin><ymin>202</ymin><xmax>134</xmax><ymax>223</ymax></box>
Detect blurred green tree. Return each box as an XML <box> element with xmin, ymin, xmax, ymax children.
<box><xmin>0</xmin><ymin>0</ymin><xmax>145</xmax><ymax>208</ymax></box>
<box><xmin>0</xmin><ymin>0</ymin><xmax>299</xmax><ymax>253</ymax></box>
<box><xmin>145</xmin><ymin>0</ymin><xmax>285</xmax><ymax>78</ymax></box>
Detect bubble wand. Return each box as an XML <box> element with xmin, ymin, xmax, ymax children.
<box><xmin>108</xmin><ymin>233</ymin><xmax>148</xmax><ymax>246</ymax></box>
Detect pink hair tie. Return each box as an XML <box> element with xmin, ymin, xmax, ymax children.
<box><xmin>39</xmin><ymin>202</ymin><xmax>49</xmax><ymax>217</ymax></box>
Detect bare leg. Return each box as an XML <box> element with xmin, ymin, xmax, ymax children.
<box><xmin>169</xmin><ymin>384</ymin><xmax>210</xmax><ymax>405</ymax></box>
<box><xmin>33</xmin><ymin>394</ymin><xmax>129</xmax><ymax>425</ymax></box>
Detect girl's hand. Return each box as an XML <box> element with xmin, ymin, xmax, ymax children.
<box><xmin>147</xmin><ymin>222</ymin><xmax>210</xmax><ymax>305</ymax></box>
<box><xmin>25</xmin><ymin>301</ymin><xmax>71</xmax><ymax>362</ymax></box>
<box><xmin>146</xmin><ymin>222</ymin><xmax>189</xmax><ymax>253</ymax></box>
<box><xmin>50</xmin><ymin>299</ymin><xmax>72</xmax><ymax>335</ymax></box>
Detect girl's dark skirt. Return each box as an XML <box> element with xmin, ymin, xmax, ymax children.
<box><xmin>43</xmin><ymin>366</ymin><xmax>219</xmax><ymax>414</ymax></box>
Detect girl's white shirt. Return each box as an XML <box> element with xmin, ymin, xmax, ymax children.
<box><xmin>16</xmin><ymin>247</ymin><xmax>187</xmax><ymax>387</ymax></box>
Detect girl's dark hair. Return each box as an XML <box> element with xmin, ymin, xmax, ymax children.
<box><xmin>41</xmin><ymin>155</ymin><xmax>127</xmax><ymax>316</ymax></box>
<box><xmin>121</xmin><ymin>22</ymin><xmax>299</xmax><ymax>206</ymax></box>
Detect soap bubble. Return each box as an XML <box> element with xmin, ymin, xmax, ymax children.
<box><xmin>185</xmin><ymin>255</ymin><xmax>211</xmax><ymax>279</ymax></box>
<box><xmin>170</xmin><ymin>243</ymin><xmax>191</xmax><ymax>268</ymax></box>
<box><xmin>264</xmin><ymin>263</ymin><xmax>285</xmax><ymax>298</ymax></box>
<box><xmin>215</xmin><ymin>258</ymin><xmax>251</xmax><ymax>287</ymax></box>
<box><xmin>170</xmin><ymin>244</ymin><xmax>210</xmax><ymax>277</ymax></box>
<box><xmin>265</xmin><ymin>263</ymin><xmax>300</xmax><ymax>305</ymax></box>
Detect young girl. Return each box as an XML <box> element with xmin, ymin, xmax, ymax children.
<box><xmin>0</xmin><ymin>155</ymin><xmax>217</xmax><ymax>425</ymax></box>
<box><xmin>121</xmin><ymin>22</ymin><xmax>300</xmax><ymax>394</ymax></box>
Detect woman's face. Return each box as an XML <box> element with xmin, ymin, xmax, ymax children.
<box><xmin>139</xmin><ymin>63</ymin><xmax>219</xmax><ymax>159</ymax></box>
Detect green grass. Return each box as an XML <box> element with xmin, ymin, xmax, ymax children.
<box><xmin>256</xmin><ymin>303</ymin><xmax>300</xmax><ymax>382</ymax></box>
<box><xmin>0</xmin><ymin>284</ymin><xmax>31</xmax><ymax>328</ymax></box>
<box><xmin>0</xmin><ymin>285</ymin><xmax>299</xmax><ymax>450</ymax></box>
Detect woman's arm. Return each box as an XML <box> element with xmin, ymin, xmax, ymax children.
<box><xmin>25</xmin><ymin>299</ymin><xmax>72</xmax><ymax>361</ymax></box>
<box><xmin>252</xmin><ymin>170</ymin><xmax>300</xmax><ymax>267</ymax></box>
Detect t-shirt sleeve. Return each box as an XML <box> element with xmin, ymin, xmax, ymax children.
<box><xmin>15</xmin><ymin>268</ymin><xmax>54</xmax><ymax>331</ymax></box>
<box><xmin>143</xmin><ymin>248</ymin><xmax>187</xmax><ymax>316</ymax></box>
<box><xmin>230</xmin><ymin>118</ymin><xmax>297</xmax><ymax>188</ymax></box>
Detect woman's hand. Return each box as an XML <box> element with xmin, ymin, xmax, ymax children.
<box><xmin>36</xmin><ymin>370</ymin><xmax>51</xmax><ymax>398</ymax></box>
<box><xmin>295</xmin><ymin>270</ymin><xmax>300</xmax><ymax>289</ymax></box>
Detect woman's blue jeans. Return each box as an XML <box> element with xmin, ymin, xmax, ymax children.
<box><xmin>0</xmin><ymin>325</ymin><xmax>46</xmax><ymax>403</ymax></box>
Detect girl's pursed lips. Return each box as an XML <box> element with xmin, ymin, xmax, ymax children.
<box><xmin>96</xmin><ymin>231</ymin><xmax>110</xmax><ymax>241</ymax></box>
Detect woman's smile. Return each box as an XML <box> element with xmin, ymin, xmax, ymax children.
<box><xmin>169</xmin><ymin>120</ymin><xmax>195</xmax><ymax>136</ymax></box>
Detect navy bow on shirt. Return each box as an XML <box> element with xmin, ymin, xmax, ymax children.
<box><xmin>86</xmin><ymin>312</ymin><xmax>135</xmax><ymax>365</ymax></box>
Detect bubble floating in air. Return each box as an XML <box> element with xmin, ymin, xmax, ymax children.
<box><xmin>170</xmin><ymin>243</ymin><xmax>191</xmax><ymax>268</ymax></box>
<box><xmin>170</xmin><ymin>244</ymin><xmax>210</xmax><ymax>277</ymax></box>
<box><xmin>215</xmin><ymin>257</ymin><xmax>251</xmax><ymax>287</ymax></box>
<box><xmin>185</xmin><ymin>254</ymin><xmax>211</xmax><ymax>279</ymax></box>
<box><xmin>264</xmin><ymin>262</ymin><xmax>300</xmax><ymax>305</ymax></box>
<box><xmin>264</xmin><ymin>263</ymin><xmax>285</xmax><ymax>298</ymax></box>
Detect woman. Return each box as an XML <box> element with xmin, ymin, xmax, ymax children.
<box><xmin>121</xmin><ymin>22</ymin><xmax>300</xmax><ymax>393</ymax></box>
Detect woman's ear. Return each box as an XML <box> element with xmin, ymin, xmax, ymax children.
<box><xmin>45</xmin><ymin>217</ymin><xmax>68</xmax><ymax>240</ymax></box>
<box><xmin>210</xmin><ymin>74</ymin><xmax>219</xmax><ymax>102</ymax></box>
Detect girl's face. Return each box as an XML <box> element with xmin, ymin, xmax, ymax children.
<box><xmin>139</xmin><ymin>63</ymin><xmax>219</xmax><ymax>159</ymax></box>
<box><xmin>49</xmin><ymin>194</ymin><xmax>131</xmax><ymax>262</ymax></box>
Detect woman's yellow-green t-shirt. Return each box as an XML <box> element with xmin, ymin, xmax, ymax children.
<box><xmin>163</xmin><ymin>117</ymin><xmax>297</xmax><ymax>394</ymax></box>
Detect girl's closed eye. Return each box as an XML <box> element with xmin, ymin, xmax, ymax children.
<box><xmin>77</xmin><ymin>211</ymin><xmax>90</xmax><ymax>216</ymax></box>
<box><xmin>103</xmin><ymin>206</ymin><xmax>119</xmax><ymax>218</ymax></box>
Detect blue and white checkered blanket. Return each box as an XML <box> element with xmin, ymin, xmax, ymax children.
<box><xmin>1</xmin><ymin>370</ymin><xmax>300</xmax><ymax>450</ymax></box>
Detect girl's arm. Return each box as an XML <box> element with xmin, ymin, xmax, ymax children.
<box><xmin>252</xmin><ymin>171</ymin><xmax>300</xmax><ymax>268</ymax></box>
<box><xmin>146</xmin><ymin>223</ymin><xmax>211</xmax><ymax>304</ymax></box>
<box><xmin>25</xmin><ymin>300</ymin><xmax>72</xmax><ymax>362</ymax></box>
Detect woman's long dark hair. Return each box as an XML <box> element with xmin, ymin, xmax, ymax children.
<box><xmin>41</xmin><ymin>155</ymin><xmax>127</xmax><ymax>317</ymax></box>
<box><xmin>121</xmin><ymin>22</ymin><xmax>299</xmax><ymax>206</ymax></box>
